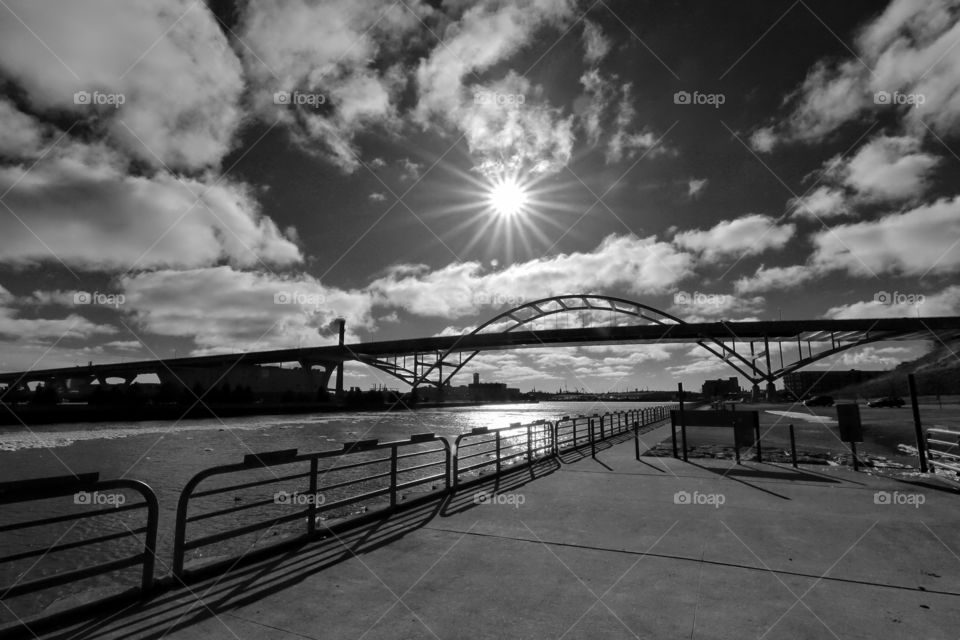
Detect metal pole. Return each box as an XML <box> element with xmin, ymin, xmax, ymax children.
<box><xmin>678</xmin><ymin>383</ymin><xmax>688</xmax><ymax>461</ymax></box>
<box><xmin>851</xmin><ymin>441</ymin><xmax>859</xmax><ymax>471</ymax></box>
<box><xmin>590</xmin><ymin>419</ymin><xmax>596</xmax><ymax>457</ymax></box>
<box><xmin>789</xmin><ymin>424</ymin><xmax>798</xmax><ymax>468</ymax></box>
<box><xmin>390</xmin><ymin>445</ymin><xmax>398</xmax><ymax>509</ymax></box>
<box><xmin>755</xmin><ymin>420</ymin><xmax>762</xmax><ymax>463</ymax></box>
<box><xmin>495</xmin><ymin>432</ymin><xmax>501</xmax><ymax>476</ymax></box>
<box><xmin>308</xmin><ymin>458</ymin><xmax>318</xmax><ymax>534</ymax></box>
<box><xmin>908</xmin><ymin>374</ymin><xmax>929</xmax><ymax>472</ymax></box>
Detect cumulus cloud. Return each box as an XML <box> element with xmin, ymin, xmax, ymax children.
<box><xmin>238</xmin><ymin>0</ymin><xmax>427</xmax><ymax>172</ymax></box>
<box><xmin>833</xmin><ymin>135</ymin><xmax>939</xmax><ymax>202</ymax></box>
<box><xmin>788</xmin><ymin>186</ymin><xmax>850</xmax><ymax>220</ymax></box>
<box><xmin>121</xmin><ymin>266</ymin><xmax>376</xmax><ymax>354</ymax></box>
<box><xmin>606</xmin><ymin>83</ymin><xmax>665</xmax><ymax>164</ymax></box>
<box><xmin>673</xmin><ymin>214</ymin><xmax>795</xmax><ymax>263</ymax></box>
<box><xmin>368</xmin><ymin>234</ymin><xmax>695</xmax><ymax>318</ymax></box>
<box><xmin>734</xmin><ymin>264</ymin><xmax>818</xmax><ymax>295</ymax></box>
<box><xmin>824</xmin><ymin>285</ymin><xmax>960</xmax><ymax>319</ymax></box>
<box><xmin>0</xmin><ymin>146</ymin><xmax>301</xmax><ymax>270</ymax></box>
<box><xmin>811</xmin><ymin>195</ymin><xmax>960</xmax><ymax>277</ymax></box>
<box><xmin>756</xmin><ymin>0</ymin><xmax>960</xmax><ymax>146</ymax></box>
<box><xmin>414</xmin><ymin>0</ymin><xmax>578</xmax><ymax>177</ymax></box>
<box><xmin>0</xmin><ymin>0</ymin><xmax>244</xmax><ymax>171</ymax></box>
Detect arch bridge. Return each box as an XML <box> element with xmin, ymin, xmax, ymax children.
<box><xmin>1</xmin><ymin>295</ymin><xmax>958</xmax><ymax>398</ymax></box>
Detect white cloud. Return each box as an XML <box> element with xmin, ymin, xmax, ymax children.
<box><xmin>673</xmin><ymin>214</ymin><xmax>795</xmax><ymax>263</ymax></box>
<box><xmin>788</xmin><ymin>186</ymin><xmax>849</xmax><ymax>220</ymax></box>
<box><xmin>835</xmin><ymin>135</ymin><xmax>938</xmax><ymax>202</ymax></box>
<box><xmin>760</xmin><ymin>0</ymin><xmax>960</xmax><ymax>146</ymax></box>
<box><xmin>368</xmin><ymin>234</ymin><xmax>695</xmax><ymax>318</ymax></box>
<box><xmin>0</xmin><ymin>0</ymin><xmax>244</xmax><ymax>171</ymax></box>
<box><xmin>811</xmin><ymin>195</ymin><xmax>960</xmax><ymax>277</ymax></box>
<box><xmin>749</xmin><ymin>126</ymin><xmax>776</xmax><ymax>153</ymax></box>
<box><xmin>824</xmin><ymin>285</ymin><xmax>960</xmax><ymax>319</ymax></box>
<box><xmin>582</xmin><ymin>20</ymin><xmax>611</xmax><ymax>65</ymax></box>
<box><xmin>0</xmin><ymin>149</ymin><xmax>301</xmax><ymax>270</ymax></box>
<box><xmin>238</xmin><ymin>0</ymin><xmax>426</xmax><ymax>172</ymax></box>
<box><xmin>734</xmin><ymin>264</ymin><xmax>817</xmax><ymax>295</ymax></box>
<box><xmin>121</xmin><ymin>267</ymin><xmax>376</xmax><ymax>355</ymax></box>
<box><xmin>606</xmin><ymin>83</ymin><xmax>666</xmax><ymax>164</ymax></box>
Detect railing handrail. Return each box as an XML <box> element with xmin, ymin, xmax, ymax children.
<box><xmin>172</xmin><ymin>432</ymin><xmax>451</xmax><ymax>578</ymax></box>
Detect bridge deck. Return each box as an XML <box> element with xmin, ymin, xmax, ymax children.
<box><xmin>51</xmin><ymin>424</ymin><xmax>960</xmax><ymax>640</ymax></box>
<box><xmin>2</xmin><ymin>317</ymin><xmax>959</xmax><ymax>384</ymax></box>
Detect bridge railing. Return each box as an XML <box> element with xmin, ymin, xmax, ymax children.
<box><xmin>925</xmin><ymin>428</ymin><xmax>960</xmax><ymax>475</ymax></box>
<box><xmin>172</xmin><ymin>434</ymin><xmax>450</xmax><ymax>580</ymax></box>
<box><xmin>0</xmin><ymin>473</ymin><xmax>158</xmax><ymax>634</ymax></box>
<box><xmin>452</xmin><ymin>420</ymin><xmax>555</xmax><ymax>487</ymax></box>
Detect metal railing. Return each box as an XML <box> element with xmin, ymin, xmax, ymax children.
<box><xmin>453</xmin><ymin>420</ymin><xmax>555</xmax><ymax>487</ymax></box>
<box><xmin>0</xmin><ymin>403</ymin><xmax>678</xmax><ymax>635</ymax></box>
<box><xmin>925</xmin><ymin>428</ymin><xmax>960</xmax><ymax>474</ymax></box>
<box><xmin>0</xmin><ymin>473</ymin><xmax>158</xmax><ymax>634</ymax></box>
<box><xmin>172</xmin><ymin>433</ymin><xmax>450</xmax><ymax>579</ymax></box>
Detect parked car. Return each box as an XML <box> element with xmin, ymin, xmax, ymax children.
<box><xmin>803</xmin><ymin>395</ymin><xmax>834</xmax><ymax>407</ymax></box>
<box><xmin>867</xmin><ymin>396</ymin><xmax>905</xmax><ymax>408</ymax></box>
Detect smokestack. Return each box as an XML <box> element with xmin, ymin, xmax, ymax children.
<box><xmin>473</xmin><ymin>372</ymin><xmax>479</xmax><ymax>385</ymax></box>
<box><xmin>336</xmin><ymin>318</ymin><xmax>345</xmax><ymax>397</ymax></box>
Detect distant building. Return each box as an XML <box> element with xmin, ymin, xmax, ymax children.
<box><xmin>468</xmin><ymin>373</ymin><xmax>522</xmax><ymax>402</ymax></box>
<box><xmin>701</xmin><ymin>377</ymin><xmax>741</xmax><ymax>397</ymax></box>
<box><xmin>782</xmin><ymin>369</ymin><xmax>885</xmax><ymax>397</ymax></box>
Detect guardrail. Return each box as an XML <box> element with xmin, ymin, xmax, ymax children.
<box><xmin>172</xmin><ymin>433</ymin><xmax>450</xmax><ymax>579</ymax></box>
<box><xmin>1</xmin><ymin>404</ymin><xmax>677</xmax><ymax>636</ymax></box>
<box><xmin>925</xmin><ymin>428</ymin><xmax>960</xmax><ymax>475</ymax></box>
<box><xmin>0</xmin><ymin>473</ymin><xmax>158</xmax><ymax>636</ymax></box>
<box><xmin>453</xmin><ymin>420</ymin><xmax>555</xmax><ymax>487</ymax></box>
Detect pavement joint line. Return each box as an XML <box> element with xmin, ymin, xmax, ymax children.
<box><xmin>417</xmin><ymin>526</ymin><xmax>960</xmax><ymax>598</ymax></box>
<box><xmin>219</xmin><ymin>611</ymin><xmax>322</xmax><ymax>640</ymax></box>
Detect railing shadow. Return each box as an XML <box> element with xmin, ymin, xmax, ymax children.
<box><xmin>47</xmin><ymin>497</ymin><xmax>447</xmax><ymax>640</ymax></box>
<box><xmin>556</xmin><ymin>430</ymin><xmax>636</xmax><ymax>464</ymax></box>
<box><xmin>441</xmin><ymin>458</ymin><xmax>561</xmax><ymax>517</ymax></box>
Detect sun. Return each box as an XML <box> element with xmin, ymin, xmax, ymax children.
<box><xmin>488</xmin><ymin>177</ymin><xmax>529</xmax><ymax>217</ymax></box>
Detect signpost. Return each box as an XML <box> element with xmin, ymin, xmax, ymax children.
<box><xmin>836</xmin><ymin>404</ymin><xmax>863</xmax><ymax>471</ymax></box>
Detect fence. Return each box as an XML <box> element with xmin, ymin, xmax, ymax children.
<box><xmin>925</xmin><ymin>428</ymin><xmax>960</xmax><ymax>474</ymax></box>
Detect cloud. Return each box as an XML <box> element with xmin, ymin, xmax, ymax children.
<box><xmin>582</xmin><ymin>19</ymin><xmax>611</xmax><ymax>65</ymax></box>
<box><xmin>749</xmin><ymin>126</ymin><xmax>776</xmax><ymax>153</ymax></box>
<box><xmin>734</xmin><ymin>265</ymin><xmax>818</xmax><ymax>295</ymax></box>
<box><xmin>0</xmin><ymin>0</ymin><xmax>244</xmax><ymax>171</ymax></box>
<box><xmin>414</xmin><ymin>1</ymin><xmax>578</xmax><ymax>176</ymax></box>
<box><xmin>833</xmin><ymin>135</ymin><xmax>938</xmax><ymax>202</ymax></box>
<box><xmin>670</xmin><ymin>292</ymin><xmax>766</xmax><ymax>320</ymax></box>
<box><xmin>757</xmin><ymin>0</ymin><xmax>960</xmax><ymax>146</ymax></box>
<box><xmin>368</xmin><ymin>234</ymin><xmax>695</xmax><ymax>318</ymax></box>
<box><xmin>687</xmin><ymin>178</ymin><xmax>708</xmax><ymax>199</ymax></box>
<box><xmin>120</xmin><ymin>266</ymin><xmax>376</xmax><ymax>354</ymax></box>
<box><xmin>0</xmin><ymin>285</ymin><xmax>116</xmax><ymax>342</ymax></box>
<box><xmin>369</xmin><ymin>192</ymin><xmax>387</xmax><ymax>202</ymax></box>
<box><xmin>673</xmin><ymin>214</ymin><xmax>795</xmax><ymax>263</ymax></box>
<box><xmin>811</xmin><ymin>195</ymin><xmax>960</xmax><ymax>277</ymax></box>
<box><xmin>238</xmin><ymin>0</ymin><xmax>428</xmax><ymax>172</ymax></box>
<box><xmin>606</xmin><ymin>83</ymin><xmax>666</xmax><ymax>164</ymax></box>
<box><xmin>824</xmin><ymin>285</ymin><xmax>960</xmax><ymax>319</ymax></box>
<box><xmin>788</xmin><ymin>186</ymin><xmax>850</xmax><ymax>220</ymax></box>
<box><xmin>0</xmin><ymin>147</ymin><xmax>301</xmax><ymax>270</ymax></box>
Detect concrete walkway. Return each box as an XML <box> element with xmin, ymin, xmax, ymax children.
<box><xmin>51</xmin><ymin>425</ymin><xmax>960</xmax><ymax>640</ymax></box>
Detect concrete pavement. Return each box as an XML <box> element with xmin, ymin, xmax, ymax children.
<box><xmin>50</xmin><ymin>425</ymin><xmax>960</xmax><ymax>640</ymax></box>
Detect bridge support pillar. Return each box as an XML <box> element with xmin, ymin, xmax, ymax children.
<box><xmin>751</xmin><ymin>384</ymin><xmax>760</xmax><ymax>401</ymax></box>
<box><xmin>765</xmin><ymin>382</ymin><xmax>777</xmax><ymax>401</ymax></box>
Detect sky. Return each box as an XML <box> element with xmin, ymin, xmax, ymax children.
<box><xmin>0</xmin><ymin>0</ymin><xmax>958</xmax><ymax>393</ymax></box>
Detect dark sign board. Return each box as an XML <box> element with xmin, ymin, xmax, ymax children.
<box><xmin>671</xmin><ymin>410</ymin><xmax>759</xmax><ymax>450</ymax></box>
<box><xmin>836</xmin><ymin>404</ymin><xmax>863</xmax><ymax>442</ymax></box>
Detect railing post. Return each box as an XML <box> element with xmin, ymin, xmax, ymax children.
<box><xmin>308</xmin><ymin>457</ymin><xmax>318</xmax><ymax>535</ymax></box>
<box><xmin>496</xmin><ymin>432</ymin><xmax>502</xmax><ymax>476</ymax></box>
<box><xmin>789</xmin><ymin>424</ymin><xmax>798</xmax><ymax>468</ymax></box>
<box><xmin>590</xmin><ymin>419</ymin><xmax>596</xmax><ymax>457</ymax></box>
<box><xmin>909</xmin><ymin>374</ymin><xmax>929</xmax><ymax>472</ymax></box>
<box><xmin>527</xmin><ymin>423</ymin><xmax>533</xmax><ymax>463</ymax></box>
<box><xmin>390</xmin><ymin>445</ymin><xmax>398</xmax><ymax>509</ymax></box>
